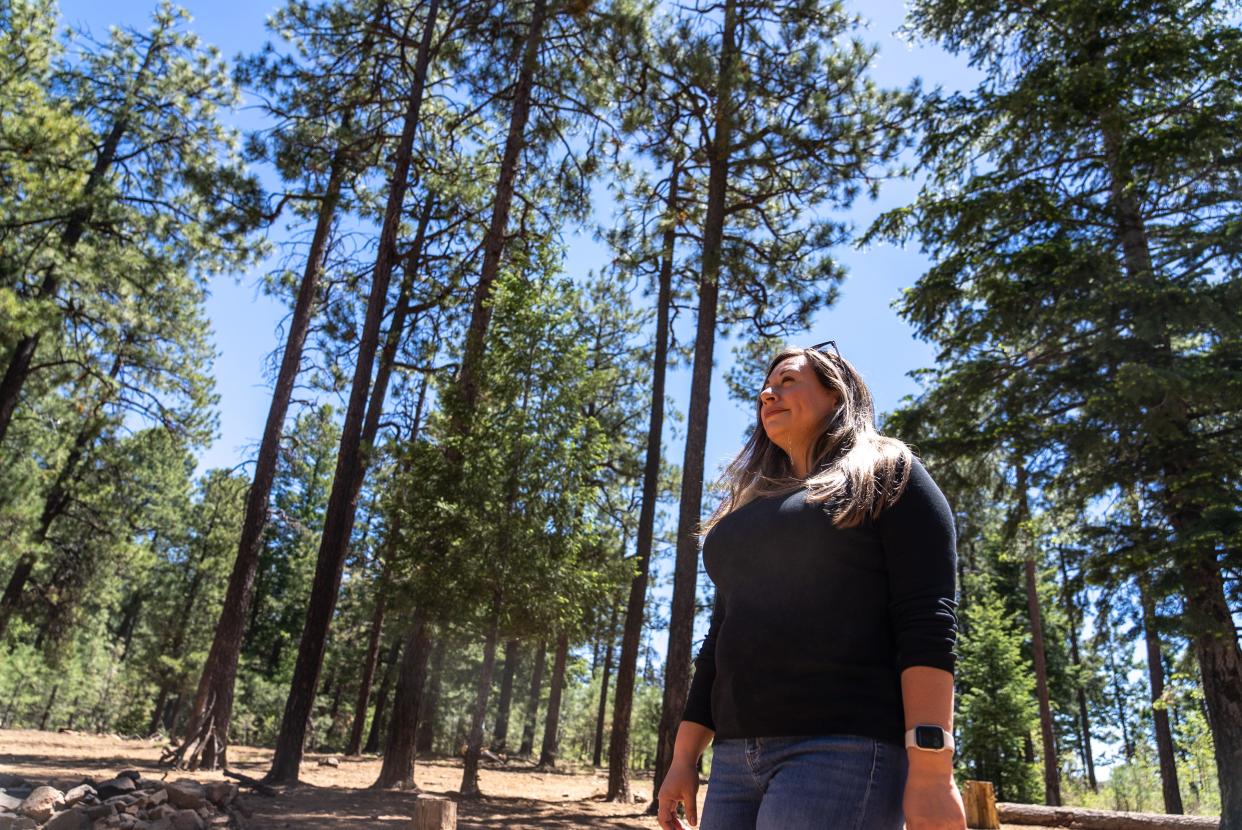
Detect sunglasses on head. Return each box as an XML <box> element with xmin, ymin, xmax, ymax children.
<box><xmin>809</xmin><ymin>340</ymin><xmax>841</xmax><ymax>360</ymax></box>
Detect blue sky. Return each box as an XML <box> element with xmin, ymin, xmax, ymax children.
<box><xmin>58</xmin><ymin>0</ymin><xmax>980</xmax><ymax>484</ymax></box>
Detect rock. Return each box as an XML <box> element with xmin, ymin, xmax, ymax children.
<box><xmin>96</xmin><ymin>778</ymin><xmax>136</xmax><ymax>799</ymax></box>
<box><xmin>19</xmin><ymin>785</ymin><xmax>64</xmax><ymax>822</ymax></box>
<box><xmin>148</xmin><ymin>804</ymin><xmax>176</xmax><ymax>820</ymax></box>
<box><xmin>162</xmin><ymin>782</ymin><xmax>204</xmax><ymax>812</ymax></box>
<box><xmin>201</xmin><ymin>783</ymin><xmax>235</xmax><ymax>808</ymax></box>
<box><xmin>317</xmin><ymin>756</ymin><xmax>339</xmax><ymax>767</ymax></box>
<box><xmin>84</xmin><ymin>802</ymin><xmax>115</xmax><ymax>820</ymax></box>
<box><xmin>139</xmin><ymin>818</ymin><xmax>172</xmax><ymax>830</ymax></box>
<box><xmin>0</xmin><ymin>791</ymin><xmax>23</xmax><ymax>812</ymax></box>
<box><xmin>104</xmin><ymin>795</ymin><xmax>137</xmax><ymax>807</ymax></box>
<box><xmin>169</xmin><ymin>810</ymin><xmax>203</xmax><ymax>830</ymax></box>
<box><xmin>51</xmin><ymin>778</ymin><xmax>86</xmax><ymax>793</ymax></box>
<box><xmin>44</xmin><ymin>806</ymin><xmax>92</xmax><ymax>830</ymax></box>
<box><xmin>0</xmin><ymin>816</ymin><xmax>38</xmax><ymax>830</ymax></box>
<box><xmin>117</xmin><ymin>772</ymin><xmax>142</xmax><ymax>782</ymax></box>
<box><xmin>63</xmin><ymin>784</ymin><xmax>97</xmax><ymax>807</ymax></box>
<box><xmin>133</xmin><ymin>780</ymin><xmax>163</xmax><ymax>793</ymax></box>
<box><xmin>143</xmin><ymin>790</ymin><xmax>167</xmax><ymax>808</ymax></box>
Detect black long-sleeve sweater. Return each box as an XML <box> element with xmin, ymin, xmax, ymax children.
<box><xmin>680</xmin><ymin>456</ymin><xmax>959</xmax><ymax>744</ymax></box>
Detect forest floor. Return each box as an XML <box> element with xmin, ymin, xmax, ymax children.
<box><xmin>0</xmin><ymin>729</ymin><xmax>1056</xmax><ymax>829</ymax></box>
<box><xmin>1</xmin><ymin>728</ymin><xmax>657</xmax><ymax>829</ymax></box>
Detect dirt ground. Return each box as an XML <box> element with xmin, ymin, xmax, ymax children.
<box><xmin>0</xmin><ymin>729</ymin><xmax>657</xmax><ymax>829</ymax></box>
<box><xmin>1</xmin><ymin>729</ymin><xmax>1054</xmax><ymax>829</ymax></box>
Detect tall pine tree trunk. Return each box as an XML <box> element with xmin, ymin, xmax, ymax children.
<box><xmin>347</xmin><ymin>374</ymin><xmax>427</xmax><ymax>758</ymax></box>
<box><xmin>164</xmin><ymin>136</ymin><xmax>349</xmax><ymax>772</ymax></box>
<box><xmin>454</xmin><ymin>0</ymin><xmax>549</xmax><ymax>421</ymax></box>
<box><xmin>652</xmin><ymin>0</ymin><xmax>738</xmax><ymax>809</ymax></box>
<box><xmin>1057</xmin><ymin>548</ymin><xmax>1097</xmax><ymax>792</ymax></box>
<box><xmin>593</xmin><ymin>604</ymin><xmax>618</xmax><ymax>767</ymax></box>
<box><xmin>607</xmin><ymin>158</ymin><xmax>677</xmax><ymax>802</ymax></box>
<box><xmin>265</xmin><ymin>7</ymin><xmax>440</xmax><ymax>775</ymax></box>
<box><xmin>519</xmin><ymin>641</ymin><xmax>547</xmax><ymax>756</ymax></box>
<box><xmin>364</xmin><ymin>638</ymin><xmax>401</xmax><ymax>755</ymax></box>
<box><xmin>1014</xmin><ymin>464</ymin><xmax>1061</xmax><ymax>806</ymax></box>
<box><xmin>460</xmin><ymin>590</ymin><xmax>503</xmax><ymax>797</ymax></box>
<box><xmin>1139</xmin><ymin>574</ymin><xmax>1184</xmax><ymax>814</ymax></box>
<box><xmin>537</xmin><ymin>631</ymin><xmax>570</xmax><ymax>769</ymax></box>
<box><xmin>490</xmin><ymin>639</ymin><xmax>520</xmax><ymax>753</ymax></box>
<box><xmin>415</xmin><ymin>635</ymin><xmax>447</xmax><ymax>754</ymax></box>
<box><xmin>373</xmin><ymin>610</ymin><xmax>433</xmax><ymax>789</ymax></box>
<box><xmin>347</xmin><ymin>574</ymin><xmax>387</xmax><ymax>756</ymax></box>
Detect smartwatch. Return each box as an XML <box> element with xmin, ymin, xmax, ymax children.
<box><xmin>904</xmin><ymin>724</ymin><xmax>954</xmax><ymax>753</ymax></box>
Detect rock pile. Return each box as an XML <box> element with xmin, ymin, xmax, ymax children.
<box><xmin>0</xmin><ymin>770</ymin><xmax>246</xmax><ymax>830</ymax></box>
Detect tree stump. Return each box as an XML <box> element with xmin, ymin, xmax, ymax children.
<box><xmin>963</xmin><ymin>780</ymin><xmax>1000</xmax><ymax>829</ymax></box>
<box><xmin>412</xmin><ymin>796</ymin><xmax>456</xmax><ymax>830</ymax></box>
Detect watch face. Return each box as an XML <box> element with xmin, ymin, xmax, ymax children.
<box><xmin>915</xmin><ymin>726</ymin><xmax>945</xmax><ymax>749</ymax></box>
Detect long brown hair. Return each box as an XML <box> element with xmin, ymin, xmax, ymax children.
<box><xmin>700</xmin><ymin>345</ymin><xmax>914</xmax><ymax>534</ymax></box>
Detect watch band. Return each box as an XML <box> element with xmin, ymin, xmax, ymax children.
<box><xmin>904</xmin><ymin>725</ymin><xmax>954</xmax><ymax>753</ymax></box>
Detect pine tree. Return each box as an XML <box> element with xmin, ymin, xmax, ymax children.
<box><xmin>0</xmin><ymin>0</ymin><xmax>262</xmax><ymax>448</ymax></box>
<box><xmin>956</xmin><ymin>573</ymin><xmax>1041</xmax><ymax>802</ymax></box>
<box><xmin>876</xmin><ymin>0</ymin><xmax>1242</xmax><ymax>817</ymax></box>
<box><xmin>643</xmin><ymin>0</ymin><xmax>912</xmax><ymax>805</ymax></box>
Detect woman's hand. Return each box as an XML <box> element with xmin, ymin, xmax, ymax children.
<box><xmin>903</xmin><ymin>762</ymin><xmax>966</xmax><ymax>830</ymax></box>
<box><xmin>656</xmin><ymin>758</ymin><xmax>701</xmax><ymax>829</ymax></box>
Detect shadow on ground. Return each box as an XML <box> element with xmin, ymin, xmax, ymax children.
<box><xmin>243</xmin><ymin>784</ymin><xmax>654</xmax><ymax>830</ymax></box>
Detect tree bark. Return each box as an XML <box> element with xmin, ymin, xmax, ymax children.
<box><xmin>264</xmin><ymin>7</ymin><xmax>440</xmax><ymax>776</ymax></box>
<box><xmin>364</xmin><ymin>638</ymin><xmax>401</xmax><ymax>755</ymax></box>
<box><xmin>1138</xmin><ymin>574</ymin><xmax>1184</xmax><ymax>815</ymax></box>
<box><xmin>164</xmin><ymin>133</ymin><xmax>349</xmax><ymax>772</ymax></box>
<box><xmin>997</xmin><ymin>802</ymin><xmax>1217</xmax><ymax>829</ymax></box>
<box><xmin>460</xmin><ymin>591</ymin><xmax>503</xmax><ymax>798</ymax></box>
<box><xmin>373</xmin><ymin>610</ymin><xmax>433</xmax><ymax>789</ymax></box>
<box><xmin>490</xmin><ymin>639</ymin><xmax>520</xmax><ymax>753</ymax></box>
<box><xmin>593</xmin><ymin>603</ymin><xmax>618</xmax><ymax>767</ymax></box>
<box><xmin>537</xmin><ymin>631</ymin><xmax>570</xmax><ymax>769</ymax></box>
<box><xmin>415</xmin><ymin>635</ymin><xmax>447</xmax><ymax>754</ymax></box>
<box><xmin>519</xmin><ymin>641</ymin><xmax>547</xmax><ymax>756</ymax></box>
<box><xmin>607</xmin><ymin>158</ymin><xmax>677</xmax><ymax>802</ymax></box>
<box><xmin>652</xmin><ymin>0</ymin><xmax>738</xmax><ymax>810</ymax></box>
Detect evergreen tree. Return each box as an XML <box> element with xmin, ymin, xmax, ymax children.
<box><xmin>0</xmin><ymin>0</ymin><xmax>262</xmax><ymax>447</ymax></box>
<box><xmin>956</xmin><ymin>573</ymin><xmax>1041</xmax><ymax>802</ymax></box>
<box><xmin>876</xmin><ymin>0</ymin><xmax>1242</xmax><ymax>816</ymax></box>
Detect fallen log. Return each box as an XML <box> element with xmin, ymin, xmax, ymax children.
<box><xmin>998</xmin><ymin>802</ymin><xmax>1219</xmax><ymax>829</ymax></box>
<box><xmin>223</xmin><ymin>769</ymin><xmax>277</xmax><ymax>797</ymax></box>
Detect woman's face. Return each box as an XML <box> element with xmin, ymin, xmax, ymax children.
<box><xmin>759</xmin><ymin>355</ymin><xmax>840</xmax><ymax>457</ymax></box>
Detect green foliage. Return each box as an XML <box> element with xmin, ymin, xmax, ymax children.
<box><xmin>955</xmin><ymin>572</ymin><xmax>1041</xmax><ymax>801</ymax></box>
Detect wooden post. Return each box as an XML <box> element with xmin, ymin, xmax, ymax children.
<box><xmin>412</xmin><ymin>796</ymin><xmax>456</xmax><ymax>830</ymax></box>
<box><xmin>963</xmin><ymin>780</ymin><xmax>1000</xmax><ymax>830</ymax></box>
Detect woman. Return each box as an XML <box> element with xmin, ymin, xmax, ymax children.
<box><xmin>656</xmin><ymin>342</ymin><xmax>966</xmax><ymax>830</ymax></box>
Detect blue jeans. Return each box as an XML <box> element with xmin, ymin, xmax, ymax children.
<box><xmin>700</xmin><ymin>734</ymin><xmax>907</xmax><ymax>829</ymax></box>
